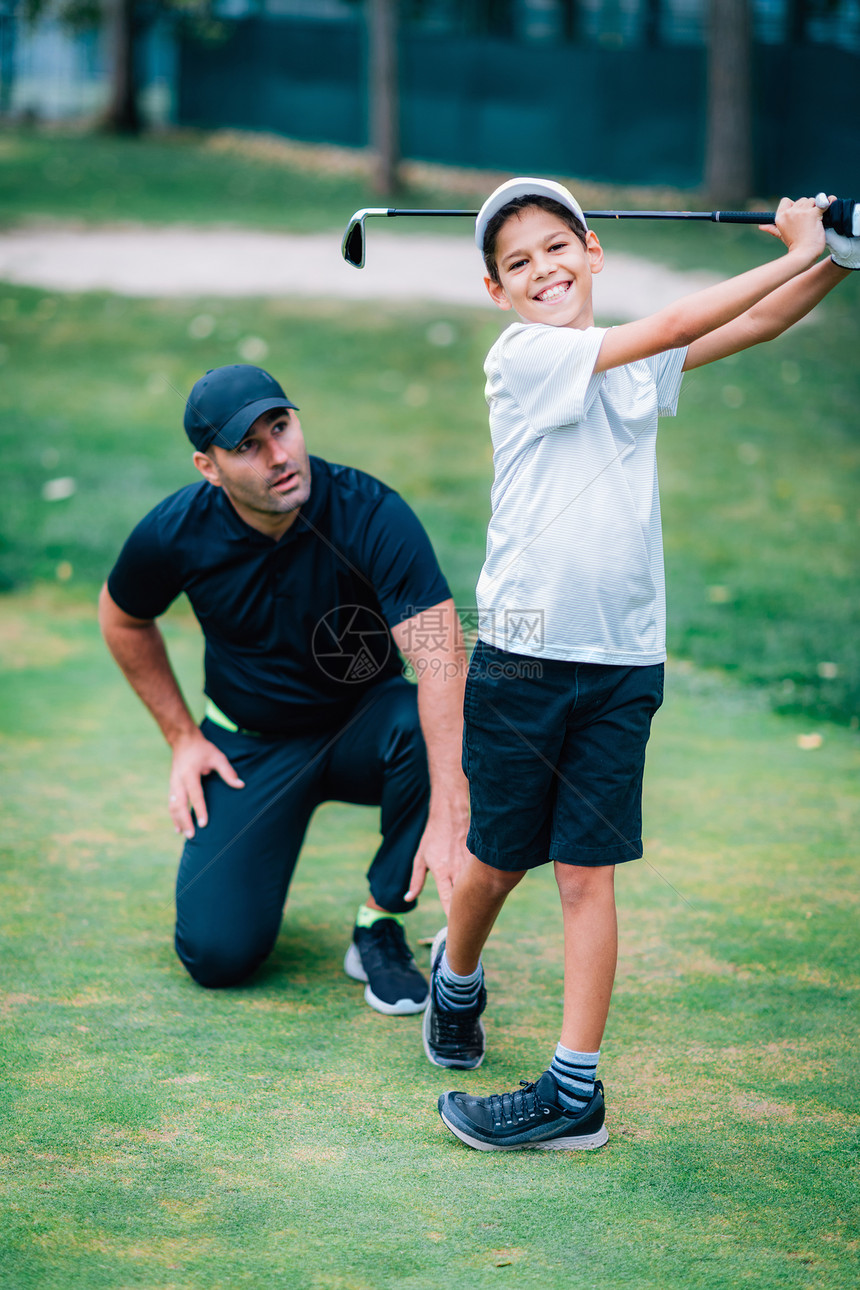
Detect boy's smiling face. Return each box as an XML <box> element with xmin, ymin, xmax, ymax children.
<box><xmin>484</xmin><ymin>205</ymin><xmax>604</xmax><ymax>329</ymax></box>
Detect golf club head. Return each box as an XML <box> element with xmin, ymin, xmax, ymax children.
<box><xmin>342</xmin><ymin>213</ymin><xmax>367</xmax><ymax>268</ymax></box>
<box><xmin>342</xmin><ymin>208</ymin><xmax>440</xmax><ymax>268</ymax></box>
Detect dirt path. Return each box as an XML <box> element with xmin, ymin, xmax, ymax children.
<box><xmin>0</xmin><ymin>225</ymin><xmax>720</xmax><ymax>318</ymax></box>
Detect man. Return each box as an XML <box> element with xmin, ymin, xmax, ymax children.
<box><xmin>99</xmin><ymin>363</ymin><xmax>470</xmax><ymax>1014</ymax></box>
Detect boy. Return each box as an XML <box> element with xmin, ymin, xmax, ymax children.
<box><xmin>422</xmin><ymin>176</ymin><xmax>858</xmax><ymax>1151</ymax></box>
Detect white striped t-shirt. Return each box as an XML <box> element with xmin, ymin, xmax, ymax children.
<box><xmin>476</xmin><ymin>322</ymin><xmax>687</xmax><ymax>665</ymax></box>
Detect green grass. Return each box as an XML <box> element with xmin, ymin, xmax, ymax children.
<box><xmin>1</xmin><ymin>129</ymin><xmax>859</xmax><ymax>1287</ymax></box>
<box><xmin>0</xmin><ymin>127</ymin><xmax>487</xmax><ymax>232</ymax></box>
<box><xmin>3</xmin><ymin>129</ymin><xmax>858</xmax><ymax>723</ymax></box>
<box><xmin>1</xmin><ymin>275</ymin><xmax>858</xmax><ymax>722</ymax></box>
<box><xmin>1</xmin><ymin>590</ymin><xmax>858</xmax><ymax>1289</ymax></box>
<box><xmin>0</xmin><ymin>125</ymin><xmax>794</xmax><ymax>274</ymax></box>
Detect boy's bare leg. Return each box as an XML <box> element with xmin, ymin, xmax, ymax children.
<box><xmin>555</xmin><ymin>862</ymin><xmax>617</xmax><ymax>1052</ymax></box>
<box><xmin>444</xmin><ymin>852</ymin><xmax>526</xmax><ymax>976</ymax></box>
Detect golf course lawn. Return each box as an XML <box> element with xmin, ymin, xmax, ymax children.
<box><xmin>1</xmin><ymin>130</ymin><xmax>858</xmax><ymax>1288</ymax></box>
<box><xmin>1</xmin><ymin>590</ymin><xmax>858</xmax><ymax>1288</ymax></box>
<box><xmin>1</xmin><ymin>283</ymin><xmax>858</xmax><ymax>724</ymax></box>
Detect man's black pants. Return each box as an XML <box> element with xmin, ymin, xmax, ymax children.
<box><xmin>174</xmin><ymin>677</ymin><xmax>429</xmax><ymax>988</ymax></box>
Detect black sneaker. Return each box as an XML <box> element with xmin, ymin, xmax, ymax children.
<box><xmin>343</xmin><ymin>918</ymin><xmax>428</xmax><ymax>1015</ymax></box>
<box><xmin>438</xmin><ymin>1070</ymin><xmax>608</xmax><ymax>1151</ymax></box>
<box><xmin>422</xmin><ymin>928</ymin><xmax>486</xmax><ymax>1069</ymax></box>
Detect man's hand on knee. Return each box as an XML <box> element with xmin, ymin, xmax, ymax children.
<box><xmin>169</xmin><ymin>731</ymin><xmax>245</xmax><ymax>839</ymax></box>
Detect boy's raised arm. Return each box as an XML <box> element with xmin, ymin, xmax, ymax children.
<box><xmin>682</xmin><ymin>253</ymin><xmax>851</xmax><ymax>369</ymax></box>
<box><xmin>593</xmin><ymin>197</ymin><xmax>827</xmax><ymax>374</ymax></box>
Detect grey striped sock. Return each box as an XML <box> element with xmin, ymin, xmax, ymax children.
<box><xmin>550</xmin><ymin>1043</ymin><xmax>599</xmax><ymax>1113</ymax></box>
<box><xmin>435</xmin><ymin>950</ymin><xmax>483</xmax><ymax>1011</ymax></box>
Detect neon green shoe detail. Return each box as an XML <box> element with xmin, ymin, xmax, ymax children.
<box><xmin>355</xmin><ymin>904</ymin><xmax>404</xmax><ymax>930</ymax></box>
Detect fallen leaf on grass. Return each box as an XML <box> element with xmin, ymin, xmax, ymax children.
<box><xmin>488</xmin><ymin>1248</ymin><xmax>525</xmax><ymax>1267</ymax></box>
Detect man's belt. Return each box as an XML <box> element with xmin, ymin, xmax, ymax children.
<box><xmin>204</xmin><ymin>699</ymin><xmax>262</xmax><ymax>737</ymax></box>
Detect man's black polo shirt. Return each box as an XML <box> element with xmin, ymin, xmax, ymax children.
<box><xmin>107</xmin><ymin>457</ymin><xmax>451</xmax><ymax>735</ymax></box>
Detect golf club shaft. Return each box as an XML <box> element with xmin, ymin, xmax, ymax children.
<box><xmin>341</xmin><ymin>207</ymin><xmax>778</xmax><ymax>266</ymax></box>
<box><xmin>342</xmin><ymin>201</ymin><xmax>854</xmax><ymax>267</ymax></box>
<box><xmin>368</xmin><ymin>208</ymin><xmax>777</xmax><ymax>223</ymax></box>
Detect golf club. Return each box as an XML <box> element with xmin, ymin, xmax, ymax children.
<box><xmin>342</xmin><ymin>196</ymin><xmax>854</xmax><ymax>268</ymax></box>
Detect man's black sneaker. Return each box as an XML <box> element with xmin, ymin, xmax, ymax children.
<box><xmin>438</xmin><ymin>1070</ymin><xmax>608</xmax><ymax>1151</ymax></box>
<box><xmin>422</xmin><ymin>928</ymin><xmax>486</xmax><ymax>1069</ymax></box>
<box><xmin>343</xmin><ymin>918</ymin><xmax>428</xmax><ymax>1015</ymax></box>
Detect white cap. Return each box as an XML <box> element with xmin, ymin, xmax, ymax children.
<box><xmin>475</xmin><ymin>177</ymin><xmax>588</xmax><ymax>252</ymax></box>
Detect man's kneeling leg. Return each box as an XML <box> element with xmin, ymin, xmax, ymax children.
<box><xmin>173</xmin><ymin>722</ymin><xmax>318</xmax><ymax>988</ymax></box>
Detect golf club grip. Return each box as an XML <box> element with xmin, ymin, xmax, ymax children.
<box><xmin>713</xmin><ymin>211</ymin><xmax>776</xmax><ymax>223</ymax></box>
<box><xmin>584</xmin><ymin>210</ymin><xmax>775</xmax><ymax>223</ymax></box>
<box><xmin>716</xmin><ymin>206</ymin><xmax>848</xmax><ymax>230</ymax></box>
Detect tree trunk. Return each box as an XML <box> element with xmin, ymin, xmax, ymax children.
<box><xmin>0</xmin><ymin>9</ymin><xmax>16</xmax><ymax>117</ymax></box>
<box><xmin>784</xmin><ymin>0</ymin><xmax>806</xmax><ymax>45</ymax></box>
<box><xmin>102</xmin><ymin>0</ymin><xmax>141</xmax><ymax>135</ymax></box>
<box><xmin>369</xmin><ymin>0</ymin><xmax>400</xmax><ymax>195</ymax></box>
<box><xmin>705</xmin><ymin>0</ymin><xmax>753</xmax><ymax>207</ymax></box>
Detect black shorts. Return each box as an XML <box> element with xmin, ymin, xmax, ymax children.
<box><xmin>462</xmin><ymin>641</ymin><xmax>664</xmax><ymax>871</ymax></box>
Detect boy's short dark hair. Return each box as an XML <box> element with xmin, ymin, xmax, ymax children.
<box><xmin>482</xmin><ymin>195</ymin><xmax>589</xmax><ymax>284</ymax></box>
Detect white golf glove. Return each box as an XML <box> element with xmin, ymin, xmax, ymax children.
<box><xmin>826</xmin><ymin>228</ymin><xmax>860</xmax><ymax>270</ymax></box>
<box><xmin>816</xmin><ymin>194</ymin><xmax>860</xmax><ymax>269</ymax></box>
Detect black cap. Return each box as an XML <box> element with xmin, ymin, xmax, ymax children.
<box><xmin>184</xmin><ymin>365</ymin><xmax>299</xmax><ymax>452</ymax></box>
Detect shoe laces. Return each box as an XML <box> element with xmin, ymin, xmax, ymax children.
<box><xmin>489</xmin><ymin>1081</ymin><xmax>551</xmax><ymax>1128</ymax></box>
<box><xmin>433</xmin><ymin>1000</ymin><xmax>481</xmax><ymax>1040</ymax></box>
<box><xmin>368</xmin><ymin>917</ymin><xmax>414</xmax><ymax>965</ymax></box>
